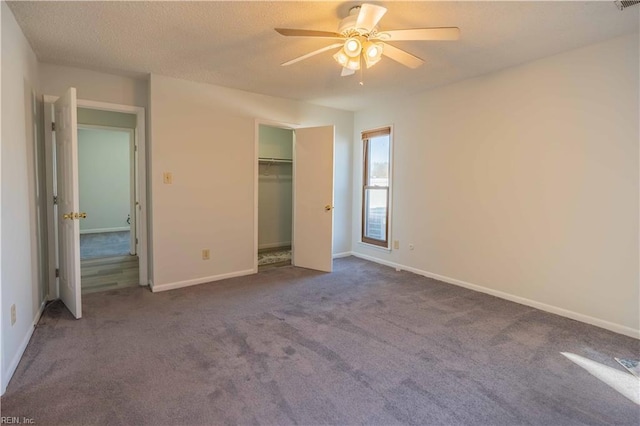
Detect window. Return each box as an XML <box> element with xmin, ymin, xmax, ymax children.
<box><xmin>362</xmin><ymin>127</ymin><xmax>391</xmax><ymax>248</ymax></box>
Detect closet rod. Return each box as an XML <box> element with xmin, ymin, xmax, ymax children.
<box><xmin>258</xmin><ymin>157</ymin><xmax>292</xmax><ymax>164</ymax></box>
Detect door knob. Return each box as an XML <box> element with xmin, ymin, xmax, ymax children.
<box><xmin>75</xmin><ymin>212</ymin><xmax>87</xmax><ymax>219</ymax></box>
<box><xmin>325</xmin><ymin>205</ymin><xmax>334</xmax><ymax>211</ymax></box>
<box><xmin>63</xmin><ymin>212</ymin><xmax>74</xmax><ymax>220</ymax></box>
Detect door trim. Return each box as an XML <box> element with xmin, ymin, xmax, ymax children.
<box><xmin>44</xmin><ymin>96</ymin><xmax>148</xmax><ymax>299</ymax></box>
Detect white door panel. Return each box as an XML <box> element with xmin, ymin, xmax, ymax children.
<box><xmin>293</xmin><ymin>126</ymin><xmax>334</xmax><ymax>272</ymax></box>
<box><xmin>55</xmin><ymin>88</ymin><xmax>82</xmax><ymax>319</ymax></box>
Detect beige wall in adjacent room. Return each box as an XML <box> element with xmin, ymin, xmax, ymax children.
<box><xmin>78</xmin><ymin>127</ymin><xmax>131</xmax><ymax>233</ymax></box>
<box><xmin>78</xmin><ymin>107</ymin><xmax>137</xmax><ymax>129</ymax></box>
<box><xmin>149</xmin><ymin>74</ymin><xmax>353</xmax><ymax>288</ymax></box>
<box><xmin>353</xmin><ymin>33</ymin><xmax>639</xmax><ymax>336</ymax></box>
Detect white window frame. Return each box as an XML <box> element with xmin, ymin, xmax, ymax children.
<box><xmin>360</xmin><ymin>126</ymin><xmax>393</xmax><ymax>250</ymax></box>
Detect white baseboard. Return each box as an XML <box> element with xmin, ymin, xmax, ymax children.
<box><xmin>351</xmin><ymin>252</ymin><xmax>640</xmax><ymax>340</ymax></box>
<box><xmin>332</xmin><ymin>251</ymin><xmax>352</xmax><ymax>259</ymax></box>
<box><xmin>151</xmin><ymin>269</ymin><xmax>255</xmax><ymax>293</ymax></box>
<box><xmin>80</xmin><ymin>227</ymin><xmax>130</xmax><ymax>235</ymax></box>
<box><xmin>1</xmin><ymin>299</ymin><xmax>47</xmax><ymax>395</ymax></box>
<box><xmin>258</xmin><ymin>241</ymin><xmax>291</xmax><ymax>250</ymax></box>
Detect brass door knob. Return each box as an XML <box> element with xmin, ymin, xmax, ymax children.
<box><xmin>325</xmin><ymin>205</ymin><xmax>334</xmax><ymax>211</ymax></box>
<box><xmin>75</xmin><ymin>212</ymin><xmax>87</xmax><ymax>219</ymax></box>
<box><xmin>63</xmin><ymin>212</ymin><xmax>74</xmax><ymax>220</ymax></box>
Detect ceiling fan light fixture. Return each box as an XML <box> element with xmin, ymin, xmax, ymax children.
<box><xmin>363</xmin><ymin>41</ymin><xmax>384</xmax><ymax>68</ymax></box>
<box><xmin>343</xmin><ymin>37</ymin><xmax>362</xmax><ymax>58</ymax></box>
<box><xmin>345</xmin><ymin>56</ymin><xmax>361</xmax><ymax>71</ymax></box>
<box><xmin>333</xmin><ymin>49</ymin><xmax>349</xmax><ymax>66</ymax></box>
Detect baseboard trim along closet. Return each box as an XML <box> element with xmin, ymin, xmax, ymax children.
<box><xmin>151</xmin><ymin>269</ymin><xmax>255</xmax><ymax>293</ymax></box>
<box><xmin>1</xmin><ymin>300</ymin><xmax>47</xmax><ymax>395</ymax></box>
<box><xmin>350</xmin><ymin>252</ymin><xmax>640</xmax><ymax>340</ymax></box>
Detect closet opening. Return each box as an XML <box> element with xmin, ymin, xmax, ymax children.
<box><xmin>257</xmin><ymin>124</ymin><xmax>294</xmax><ymax>269</ymax></box>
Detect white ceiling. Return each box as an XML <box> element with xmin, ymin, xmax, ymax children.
<box><xmin>8</xmin><ymin>1</ymin><xmax>639</xmax><ymax>111</ymax></box>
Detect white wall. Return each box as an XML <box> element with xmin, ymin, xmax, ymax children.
<box><xmin>353</xmin><ymin>33</ymin><xmax>639</xmax><ymax>337</ymax></box>
<box><xmin>1</xmin><ymin>2</ymin><xmax>45</xmax><ymax>394</ymax></box>
<box><xmin>258</xmin><ymin>126</ymin><xmax>293</xmax><ymax>249</ymax></box>
<box><xmin>39</xmin><ymin>63</ymin><xmax>147</xmax><ymax>108</ymax></box>
<box><xmin>78</xmin><ymin>127</ymin><xmax>131</xmax><ymax>233</ymax></box>
<box><xmin>149</xmin><ymin>74</ymin><xmax>353</xmax><ymax>289</ymax></box>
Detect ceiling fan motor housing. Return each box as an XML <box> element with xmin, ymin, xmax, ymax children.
<box><xmin>338</xmin><ymin>6</ymin><xmax>359</xmax><ymax>32</ymax></box>
<box><xmin>337</xmin><ymin>5</ymin><xmax>378</xmax><ymax>35</ymax></box>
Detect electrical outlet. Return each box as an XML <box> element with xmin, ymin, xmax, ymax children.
<box><xmin>163</xmin><ymin>172</ymin><xmax>173</xmax><ymax>184</ymax></box>
<box><xmin>10</xmin><ymin>304</ymin><xmax>16</xmax><ymax>326</ymax></box>
<box><xmin>202</xmin><ymin>249</ymin><xmax>210</xmax><ymax>260</ymax></box>
<box><xmin>409</xmin><ymin>244</ymin><xmax>415</xmax><ymax>251</ymax></box>
<box><xmin>393</xmin><ymin>240</ymin><xmax>400</xmax><ymax>250</ymax></box>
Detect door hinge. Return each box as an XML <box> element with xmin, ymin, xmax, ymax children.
<box><xmin>136</xmin><ymin>238</ymin><xmax>139</xmax><ymax>245</ymax></box>
<box><xmin>55</xmin><ymin>268</ymin><xmax>60</xmax><ymax>278</ymax></box>
<box><xmin>53</xmin><ymin>196</ymin><xmax>58</xmax><ymax>205</ymax></box>
<box><xmin>51</xmin><ymin>122</ymin><xmax>56</xmax><ymax>131</ymax></box>
<box><xmin>134</xmin><ymin>144</ymin><xmax>138</xmax><ymax>152</ymax></box>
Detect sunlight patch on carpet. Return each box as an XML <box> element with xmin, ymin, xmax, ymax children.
<box><xmin>562</xmin><ymin>352</ymin><xmax>640</xmax><ymax>405</ymax></box>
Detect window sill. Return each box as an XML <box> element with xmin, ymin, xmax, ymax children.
<box><xmin>357</xmin><ymin>241</ymin><xmax>392</xmax><ymax>252</ymax></box>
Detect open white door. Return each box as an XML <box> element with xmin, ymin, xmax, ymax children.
<box><xmin>293</xmin><ymin>126</ymin><xmax>334</xmax><ymax>272</ymax></box>
<box><xmin>55</xmin><ymin>88</ymin><xmax>82</xmax><ymax>319</ymax></box>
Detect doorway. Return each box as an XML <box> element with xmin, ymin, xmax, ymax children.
<box><xmin>257</xmin><ymin>124</ymin><xmax>293</xmax><ymax>269</ymax></box>
<box><xmin>77</xmin><ymin>117</ymin><xmax>139</xmax><ymax>294</ymax></box>
<box><xmin>44</xmin><ymin>91</ymin><xmax>148</xmax><ymax>318</ymax></box>
<box><xmin>253</xmin><ymin>121</ymin><xmax>335</xmax><ymax>273</ymax></box>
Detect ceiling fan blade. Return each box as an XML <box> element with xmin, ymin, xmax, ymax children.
<box><xmin>355</xmin><ymin>4</ymin><xmax>387</xmax><ymax>31</ymax></box>
<box><xmin>379</xmin><ymin>27</ymin><xmax>461</xmax><ymax>41</ymax></box>
<box><xmin>281</xmin><ymin>43</ymin><xmax>343</xmax><ymax>66</ymax></box>
<box><xmin>275</xmin><ymin>28</ymin><xmax>343</xmax><ymax>39</ymax></box>
<box><xmin>381</xmin><ymin>43</ymin><xmax>424</xmax><ymax>69</ymax></box>
<box><xmin>341</xmin><ymin>67</ymin><xmax>356</xmax><ymax>77</ymax></box>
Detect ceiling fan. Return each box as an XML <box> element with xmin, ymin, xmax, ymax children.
<box><xmin>275</xmin><ymin>3</ymin><xmax>460</xmax><ymax>77</ymax></box>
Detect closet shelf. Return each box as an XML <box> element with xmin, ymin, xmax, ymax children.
<box><xmin>258</xmin><ymin>157</ymin><xmax>292</xmax><ymax>164</ymax></box>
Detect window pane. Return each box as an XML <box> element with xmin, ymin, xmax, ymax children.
<box><xmin>364</xmin><ymin>188</ymin><xmax>388</xmax><ymax>241</ymax></box>
<box><xmin>367</xmin><ymin>136</ymin><xmax>389</xmax><ymax>186</ymax></box>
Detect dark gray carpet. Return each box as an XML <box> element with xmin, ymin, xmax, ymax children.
<box><xmin>80</xmin><ymin>231</ymin><xmax>130</xmax><ymax>259</ymax></box>
<box><xmin>2</xmin><ymin>257</ymin><xmax>638</xmax><ymax>425</ymax></box>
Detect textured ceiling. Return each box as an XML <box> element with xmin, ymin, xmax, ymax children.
<box><xmin>8</xmin><ymin>1</ymin><xmax>639</xmax><ymax>111</ymax></box>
